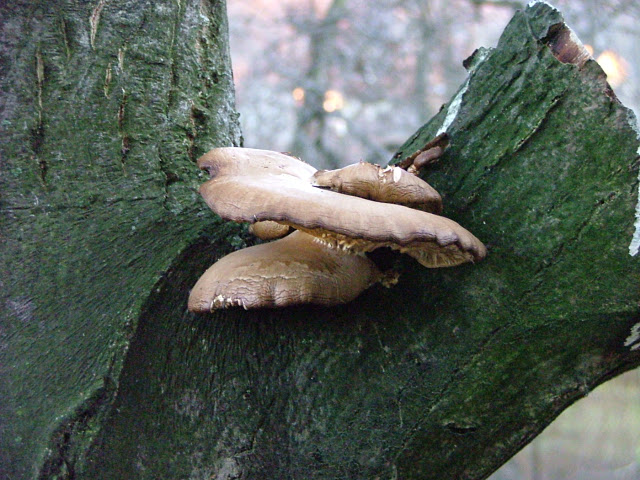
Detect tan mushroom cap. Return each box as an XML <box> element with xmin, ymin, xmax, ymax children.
<box><xmin>187</xmin><ymin>231</ymin><xmax>382</xmax><ymax>311</ymax></box>
<box><xmin>312</xmin><ymin>161</ymin><xmax>442</xmax><ymax>213</ymax></box>
<box><xmin>198</xmin><ymin>146</ymin><xmax>316</xmax><ymax>181</ymax></box>
<box><xmin>198</xmin><ymin>147</ymin><xmax>486</xmax><ymax>268</ymax></box>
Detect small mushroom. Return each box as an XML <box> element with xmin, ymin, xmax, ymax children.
<box><xmin>395</xmin><ymin>132</ymin><xmax>449</xmax><ymax>174</ymax></box>
<box><xmin>248</xmin><ymin>221</ymin><xmax>292</xmax><ymax>240</ymax></box>
<box><xmin>188</xmin><ymin>230</ymin><xmax>382</xmax><ymax>310</ymax></box>
<box><xmin>411</xmin><ymin>146</ymin><xmax>444</xmax><ymax>172</ymax></box>
<box><xmin>312</xmin><ymin>161</ymin><xmax>442</xmax><ymax>213</ymax></box>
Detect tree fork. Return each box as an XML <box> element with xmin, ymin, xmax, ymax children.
<box><xmin>1</xmin><ymin>2</ymin><xmax>639</xmax><ymax>479</ymax></box>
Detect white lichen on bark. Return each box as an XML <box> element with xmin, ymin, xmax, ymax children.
<box><xmin>624</xmin><ymin>323</ymin><xmax>640</xmax><ymax>351</ymax></box>
<box><xmin>628</xmin><ymin>112</ymin><xmax>640</xmax><ymax>256</ymax></box>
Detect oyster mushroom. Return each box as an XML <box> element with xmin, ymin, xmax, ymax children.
<box><xmin>197</xmin><ymin>147</ymin><xmax>486</xmax><ymax>268</ymax></box>
<box><xmin>188</xmin><ymin>230</ymin><xmax>383</xmax><ymax>311</ymax></box>
<box><xmin>312</xmin><ymin>161</ymin><xmax>443</xmax><ymax>213</ymax></box>
<box><xmin>395</xmin><ymin>132</ymin><xmax>449</xmax><ymax>174</ymax></box>
<box><xmin>189</xmin><ymin>147</ymin><xmax>486</xmax><ymax>311</ymax></box>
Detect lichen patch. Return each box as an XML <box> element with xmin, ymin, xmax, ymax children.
<box><xmin>437</xmin><ymin>77</ymin><xmax>470</xmax><ymax>136</ymax></box>
<box><xmin>628</xmin><ymin>112</ymin><xmax>640</xmax><ymax>256</ymax></box>
<box><xmin>624</xmin><ymin>323</ymin><xmax>640</xmax><ymax>351</ymax></box>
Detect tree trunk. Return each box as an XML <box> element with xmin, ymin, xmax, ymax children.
<box><xmin>0</xmin><ymin>1</ymin><xmax>240</xmax><ymax>478</ymax></box>
<box><xmin>1</xmin><ymin>2</ymin><xmax>639</xmax><ymax>480</ymax></box>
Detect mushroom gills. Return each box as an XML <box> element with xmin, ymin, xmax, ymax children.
<box><xmin>289</xmin><ymin>224</ymin><xmax>485</xmax><ymax>267</ymax></box>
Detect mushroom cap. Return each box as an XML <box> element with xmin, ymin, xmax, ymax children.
<box><xmin>312</xmin><ymin>161</ymin><xmax>443</xmax><ymax>213</ymax></box>
<box><xmin>198</xmin><ymin>147</ymin><xmax>486</xmax><ymax>267</ymax></box>
<box><xmin>411</xmin><ymin>146</ymin><xmax>444</xmax><ymax>171</ymax></box>
<box><xmin>198</xmin><ymin>147</ymin><xmax>316</xmax><ymax>180</ymax></box>
<box><xmin>187</xmin><ymin>230</ymin><xmax>382</xmax><ymax>311</ymax></box>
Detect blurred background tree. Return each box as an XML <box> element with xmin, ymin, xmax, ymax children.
<box><xmin>228</xmin><ymin>1</ymin><xmax>640</xmax><ymax>479</ymax></box>
<box><xmin>229</xmin><ymin>0</ymin><xmax>638</xmax><ymax>169</ymax></box>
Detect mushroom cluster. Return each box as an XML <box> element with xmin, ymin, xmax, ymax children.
<box><xmin>188</xmin><ymin>147</ymin><xmax>486</xmax><ymax>311</ymax></box>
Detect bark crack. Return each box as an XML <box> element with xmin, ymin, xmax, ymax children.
<box><xmin>237</xmin><ymin>397</ymin><xmax>277</xmax><ymax>458</ymax></box>
<box><xmin>33</xmin><ymin>48</ymin><xmax>47</xmax><ymax>185</ymax></box>
<box><xmin>166</xmin><ymin>0</ymin><xmax>184</xmax><ymax>112</ymax></box>
<box><xmin>89</xmin><ymin>0</ymin><xmax>108</xmax><ymax>50</ymax></box>
<box><xmin>38</xmin><ymin>377</ymin><xmax>117</xmax><ymax>479</ymax></box>
<box><xmin>58</xmin><ymin>16</ymin><xmax>71</xmax><ymax>59</ymax></box>
<box><xmin>117</xmin><ymin>88</ymin><xmax>129</xmax><ymax>172</ymax></box>
<box><xmin>156</xmin><ymin>0</ymin><xmax>187</xmax><ymax>209</ymax></box>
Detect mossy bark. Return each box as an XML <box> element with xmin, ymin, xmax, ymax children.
<box><xmin>1</xmin><ymin>2</ymin><xmax>639</xmax><ymax>480</ymax></box>
<box><xmin>0</xmin><ymin>1</ymin><xmax>241</xmax><ymax>478</ymax></box>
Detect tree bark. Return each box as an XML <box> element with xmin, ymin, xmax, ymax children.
<box><xmin>0</xmin><ymin>1</ymin><xmax>240</xmax><ymax>478</ymax></box>
<box><xmin>1</xmin><ymin>2</ymin><xmax>639</xmax><ymax>480</ymax></box>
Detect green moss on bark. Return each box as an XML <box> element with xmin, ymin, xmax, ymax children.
<box><xmin>1</xmin><ymin>1</ymin><xmax>240</xmax><ymax>478</ymax></box>
<box><xmin>1</xmin><ymin>2</ymin><xmax>639</xmax><ymax>480</ymax></box>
